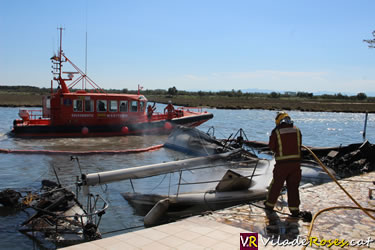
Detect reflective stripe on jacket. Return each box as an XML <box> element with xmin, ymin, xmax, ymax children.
<box><xmin>269</xmin><ymin>125</ymin><xmax>301</xmax><ymax>162</ymax></box>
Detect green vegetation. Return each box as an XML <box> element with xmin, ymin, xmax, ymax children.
<box><xmin>0</xmin><ymin>85</ymin><xmax>50</xmax><ymax>95</ymax></box>
<box><xmin>1</xmin><ymin>85</ymin><xmax>375</xmax><ymax>113</ymax></box>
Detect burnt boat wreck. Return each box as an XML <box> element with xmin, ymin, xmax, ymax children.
<box><xmin>78</xmin><ymin>126</ymin><xmax>374</xmax><ymax>227</ymax></box>
<box><xmin>0</xmin><ymin>179</ymin><xmax>108</xmax><ymax>247</ymax></box>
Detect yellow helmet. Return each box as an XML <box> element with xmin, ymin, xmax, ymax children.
<box><xmin>275</xmin><ymin>111</ymin><xmax>291</xmax><ymax>126</ymax></box>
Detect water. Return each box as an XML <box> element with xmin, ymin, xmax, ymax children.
<box><xmin>0</xmin><ymin>106</ymin><xmax>374</xmax><ymax>249</ymax></box>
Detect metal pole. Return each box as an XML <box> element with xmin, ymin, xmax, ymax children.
<box><xmin>363</xmin><ymin>112</ymin><xmax>368</xmax><ymax>141</ymax></box>
<box><xmin>168</xmin><ymin>173</ymin><xmax>172</xmax><ymax>197</ymax></box>
<box><xmin>52</xmin><ymin>166</ymin><xmax>61</xmax><ymax>187</ymax></box>
<box><xmin>59</xmin><ymin>27</ymin><xmax>63</xmax><ymax>81</ymax></box>
<box><xmin>129</xmin><ymin>179</ymin><xmax>135</xmax><ymax>193</ymax></box>
<box><xmin>84</xmin><ymin>31</ymin><xmax>87</xmax><ymax>90</ymax></box>
<box><xmin>176</xmin><ymin>170</ymin><xmax>182</xmax><ymax>197</ymax></box>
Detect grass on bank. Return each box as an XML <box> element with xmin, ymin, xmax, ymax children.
<box><xmin>1</xmin><ymin>85</ymin><xmax>375</xmax><ymax>113</ymax></box>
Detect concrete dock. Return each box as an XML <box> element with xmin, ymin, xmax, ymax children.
<box><xmin>63</xmin><ymin>172</ymin><xmax>375</xmax><ymax>249</ymax></box>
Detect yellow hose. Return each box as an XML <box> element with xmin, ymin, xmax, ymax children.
<box><xmin>303</xmin><ymin>145</ymin><xmax>375</xmax><ymax>220</ymax></box>
<box><xmin>303</xmin><ymin>206</ymin><xmax>375</xmax><ymax>250</ymax></box>
<box><xmin>302</xmin><ymin>145</ymin><xmax>375</xmax><ymax>250</ymax></box>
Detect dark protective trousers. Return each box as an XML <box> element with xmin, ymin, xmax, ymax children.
<box><xmin>265</xmin><ymin>161</ymin><xmax>301</xmax><ymax>212</ymax></box>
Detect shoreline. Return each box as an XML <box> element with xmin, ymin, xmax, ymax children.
<box><xmin>1</xmin><ymin>93</ymin><xmax>375</xmax><ymax>113</ymax></box>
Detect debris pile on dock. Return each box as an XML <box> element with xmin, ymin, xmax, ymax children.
<box><xmin>245</xmin><ymin>139</ymin><xmax>375</xmax><ymax>178</ymax></box>
<box><xmin>307</xmin><ymin>140</ymin><xmax>375</xmax><ymax>178</ymax></box>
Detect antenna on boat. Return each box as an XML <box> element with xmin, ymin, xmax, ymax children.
<box><xmin>51</xmin><ymin>27</ymin><xmax>70</xmax><ymax>93</ymax></box>
<box><xmin>138</xmin><ymin>84</ymin><xmax>144</xmax><ymax>95</ymax></box>
<box><xmin>51</xmin><ymin>165</ymin><xmax>62</xmax><ymax>187</ymax></box>
<box><xmin>84</xmin><ymin>0</ymin><xmax>88</xmax><ymax>90</ymax></box>
<box><xmin>50</xmin><ymin>26</ymin><xmax>105</xmax><ymax>93</ymax></box>
<box><xmin>85</xmin><ymin>31</ymin><xmax>88</xmax><ymax>90</ymax></box>
<box><xmin>59</xmin><ymin>27</ymin><xmax>64</xmax><ymax>82</ymax></box>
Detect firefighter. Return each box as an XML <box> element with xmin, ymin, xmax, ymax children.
<box><xmin>147</xmin><ymin>102</ymin><xmax>156</xmax><ymax>120</ymax></box>
<box><xmin>265</xmin><ymin>111</ymin><xmax>302</xmax><ymax>217</ymax></box>
<box><xmin>164</xmin><ymin>101</ymin><xmax>175</xmax><ymax>120</ymax></box>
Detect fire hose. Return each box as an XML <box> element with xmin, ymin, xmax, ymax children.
<box><xmin>302</xmin><ymin>145</ymin><xmax>375</xmax><ymax>250</ymax></box>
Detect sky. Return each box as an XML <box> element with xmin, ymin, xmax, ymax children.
<box><xmin>1</xmin><ymin>0</ymin><xmax>375</xmax><ymax>94</ymax></box>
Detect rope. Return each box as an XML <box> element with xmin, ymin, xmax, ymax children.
<box><xmin>0</xmin><ymin>144</ymin><xmax>163</xmax><ymax>155</ymax></box>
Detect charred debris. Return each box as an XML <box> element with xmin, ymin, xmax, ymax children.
<box><xmin>245</xmin><ymin>138</ymin><xmax>375</xmax><ymax>178</ymax></box>
<box><xmin>0</xmin><ymin>160</ymin><xmax>108</xmax><ymax>248</ymax></box>
<box><xmin>171</xmin><ymin>125</ymin><xmax>375</xmax><ymax>178</ymax></box>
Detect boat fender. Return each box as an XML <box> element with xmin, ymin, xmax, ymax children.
<box><xmin>144</xmin><ymin>198</ymin><xmax>170</xmax><ymax>227</ymax></box>
<box><xmin>121</xmin><ymin>126</ymin><xmax>129</xmax><ymax>134</ymax></box>
<box><xmin>81</xmin><ymin>127</ymin><xmax>89</xmax><ymax>135</ymax></box>
<box><xmin>164</xmin><ymin>122</ymin><xmax>173</xmax><ymax>130</ymax></box>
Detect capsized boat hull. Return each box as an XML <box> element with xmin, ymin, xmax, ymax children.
<box><xmin>122</xmin><ymin>189</ymin><xmax>267</xmax><ymax>218</ymax></box>
<box><xmin>164</xmin><ymin>125</ymin><xmax>224</xmax><ymax>156</ymax></box>
<box><xmin>11</xmin><ymin>113</ymin><xmax>213</xmax><ymax>137</ymax></box>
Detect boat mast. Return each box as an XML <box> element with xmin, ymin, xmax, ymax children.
<box><xmin>84</xmin><ymin>0</ymin><xmax>88</xmax><ymax>90</ymax></box>
<box><xmin>51</xmin><ymin>27</ymin><xmax>70</xmax><ymax>93</ymax></box>
<box><xmin>50</xmin><ymin>27</ymin><xmax>104</xmax><ymax>93</ymax></box>
<box><xmin>59</xmin><ymin>27</ymin><xmax>63</xmax><ymax>82</ymax></box>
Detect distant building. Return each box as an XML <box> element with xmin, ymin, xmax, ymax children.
<box><xmin>284</xmin><ymin>91</ymin><xmax>297</xmax><ymax>96</ymax></box>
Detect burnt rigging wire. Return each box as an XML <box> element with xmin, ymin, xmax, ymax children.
<box><xmin>149</xmin><ymin>173</ymin><xmax>169</xmax><ymax>192</ymax></box>
<box><xmin>195</xmin><ymin>129</ymin><xmax>210</xmax><ymax>156</ymax></box>
<box><xmin>100</xmin><ymin>183</ymin><xmax>108</xmax><ymax>193</ymax></box>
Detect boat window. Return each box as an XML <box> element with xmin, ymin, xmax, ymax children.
<box><xmin>119</xmin><ymin>101</ymin><xmax>128</xmax><ymax>112</ymax></box>
<box><xmin>85</xmin><ymin>100</ymin><xmax>94</xmax><ymax>112</ymax></box>
<box><xmin>109</xmin><ymin>100</ymin><xmax>118</xmax><ymax>112</ymax></box>
<box><xmin>46</xmin><ymin>97</ymin><xmax>51</xmax><ymax>109</ymax></box>
<box><xmin>73</xmin><ymin>99</ymin><xmax>83</xmax><ymax>112</ymax></box>
<box><xmin>97</xmin><ymin>100</ymin><xmax>107</xmax><ymax>112</ymax></box>
<box><xmin>64</xmin><ymin>98</ymin><xmax>72</xmax><ymax>106</ymax></box>
<box><xmin>140</xmin><ymin>101</ymin><xmax>145</xmax><ymax>112</ymax></box>
<box><xmin>131</xmin><ymin>101</ymin><xmax>138</xmax><ymax>112</ymax></box>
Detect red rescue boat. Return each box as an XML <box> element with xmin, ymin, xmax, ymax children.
<box><xmin>11</xmin><ymin>29</ymin><xmax>213</xmax><ymax>138</ymax></box>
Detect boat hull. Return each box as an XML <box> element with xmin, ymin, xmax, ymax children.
<box><xmin>11</xmin><ymin>113</ymin><xmax>213</xmax><ymax>137</ymax></box>
<box><xmin>122</xmin><ymin>189</ymin><xmax>267</xmax><ymax>219</ymax></box>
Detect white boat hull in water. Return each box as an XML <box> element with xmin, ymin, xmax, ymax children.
<box><xmin>123</xmin><ymin>188</ymin><xmax>267</xmax><ymax>226</ymax></box>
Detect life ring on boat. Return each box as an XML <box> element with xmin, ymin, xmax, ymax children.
<box><xmin>121</xmin><ymin>126</ymin><xmax>129</xmax><ymax>134</ymax></box>
<box><xmin>81</xmin><ymin>127</ymin><xmax>89</xmax><ymax>135</ymax></box>
<box><xmin>164</xmin><ymin>122</ymin><xmax>173</xmax><ymax>130</ymax></box>
<box><xmin>19</xmin><ymin>110</ymin><xmax>30</xmax><ymax>121</ymax></box>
